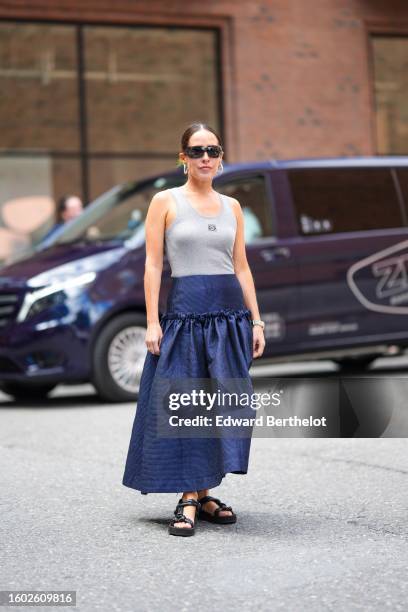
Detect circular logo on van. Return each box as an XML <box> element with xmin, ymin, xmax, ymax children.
<box><xmin>347</xmin><ymin>239</ymin><xmax>408</xmax><ymax>314</ymax></box>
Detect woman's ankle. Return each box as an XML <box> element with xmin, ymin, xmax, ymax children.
<box><xmin>182</xmin><ymin>491</ymin><xmax>198</xmax><ymax>500</ymax></box>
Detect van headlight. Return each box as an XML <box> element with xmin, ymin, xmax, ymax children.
<box><xmin>17</xmin><ymin>272</ymin><xmax>96</xmax><ymax>323</ymax></box>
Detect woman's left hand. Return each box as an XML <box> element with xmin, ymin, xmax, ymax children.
<box><xmin>253</xmin><ymin>325</ymin><xmax>265</xmax><ymax>359</ymax></box>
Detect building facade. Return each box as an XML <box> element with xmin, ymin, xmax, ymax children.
<box><xmin>0</xmin><ymin>0</ymin><xmax>407</xmax><ymax>259</ymax></box>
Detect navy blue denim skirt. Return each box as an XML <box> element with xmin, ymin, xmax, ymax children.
<box><xmin>122</xmin><ymin>273</ymin><xmax>254</xmax><ymax>494</ymax></box>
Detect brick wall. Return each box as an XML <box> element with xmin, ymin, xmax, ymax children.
<box><xmin>1</xmin><ymin>0</ymin><xmax>408</xmax><ymax>161</ymax></box>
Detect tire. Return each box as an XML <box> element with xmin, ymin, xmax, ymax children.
<box><xmin>334</xmin><ymin>355</ymin><xmax>379</xmax><ymax>371</ymax></box>
<box><xmin>0</xmin><ymin>381</ymin><xmax>56</xmax><ymax>401</ymax></box>
<box><xmin>91</xmin><ymin>312</ymin><xmax>148</xmax><ymax>402</ymax></box>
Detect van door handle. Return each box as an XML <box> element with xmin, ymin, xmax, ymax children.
<box><xmin>260</xmin><ymin>247</ymin><xmax>291</xmax><ymax>262</ymax></box>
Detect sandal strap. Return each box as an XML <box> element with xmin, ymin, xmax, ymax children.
<box><xmin>198</xmin><ymin>495</ymin><xmax>221</xmax><ymax>506</ymax></box>
<box><xmin>198</xmin><ymin>495</ymin><xmax>233</xmax><ymax>516</ymax></box>
<box><xmin>214</xmin><ymin>505</ymin><xmax>232</xmax><ymax>516</ymax></box>
<box><xmin>170</xmin><ymin>498</ymin><xmax>200</xmax><ymax>527</ymax></box>
<box><xmin>176</xmin><ymin>498</ymin><xmax>201</xmax><ymax>511</ymax></box>
<box><xmin>170</xmin><ymin>513</ymin><xmax>194</xmax><ymax>528</ymax></box>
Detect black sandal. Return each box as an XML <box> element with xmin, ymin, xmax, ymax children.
<box><xmin>198</xmin><ymin>495</ymin><xmax>237</xmax><ymax>524</ymax></box>
<box><xmin>168</xmin><ymin>498</ymin><xmax>201</xmax><ymax>536</ymax></box>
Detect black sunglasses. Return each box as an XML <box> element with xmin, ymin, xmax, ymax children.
<box><xmin>184</xmin><ymin>145</ymin><xmax>223</xmax><ymax>159</ymax></box>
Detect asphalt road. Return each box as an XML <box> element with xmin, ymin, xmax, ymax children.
<box><xmin>1</xmin><ymin>359</ymin><xmax>408</xmax><ymax>612</ymax></box>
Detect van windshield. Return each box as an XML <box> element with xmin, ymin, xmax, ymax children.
<box><xmin>52</xmin><ymin>173</ymin><xmax>184</xmax><ymax>247</ymax></box>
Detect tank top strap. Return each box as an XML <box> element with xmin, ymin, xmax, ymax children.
<box><xmin>218</xmin><ymin>192</ymin><xmax>236</xmax><ymax>226</ymax></box>
<box><xmin>169</xmin><ymin>186</ymin><xmax>195</xmax><ymax>220</ymax></box>
<box><xmin>218</xmin><ymin>192</ymin><xmax>230</xmax><ymax>212</ymax></box>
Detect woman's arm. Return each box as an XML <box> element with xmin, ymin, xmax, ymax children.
<box><xmin>143</xmin><ymin>191</ymin><xmax>169</xmax><ymax>354</ymax></box>
<box><xmin>230</xmin><ymin>197</ymin><xmax>265</xmax><ymax>359</ymax></box>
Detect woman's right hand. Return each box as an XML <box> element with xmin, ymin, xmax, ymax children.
<box><xmin>145</xmin><ymin>322</ymin><xmax>163</xmax><ymax>355</ymax></box>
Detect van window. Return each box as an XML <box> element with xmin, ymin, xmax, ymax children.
<box><xmin>218</xmin><ymin>175</ymin><xmax>274</xmax><ymax>243</ymax></box>
<box><xmin>396</xmin><ymin>169</ymin><xmax>408</xmax><ymax>217</ymax></box>
<box><xmin>53</xmin><ymin>174</ymin><xmax>184</xmax><ymax>245</ymax></box>
<box><xmin>287</xmin><ymin>167</ymin><xmax>404</xmax><ymax>235</ymax></box>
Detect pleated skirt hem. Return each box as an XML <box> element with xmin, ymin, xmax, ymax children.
<box><xmin>122</xmin><ymin>465</ymin><xmax>248</xmax><ymax>495</ymax></box>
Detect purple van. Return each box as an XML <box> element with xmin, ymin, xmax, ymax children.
<box><xmin>1</xmin><ymin>157</ymin><xmax>408</xmax><ymax>402</ymax></box>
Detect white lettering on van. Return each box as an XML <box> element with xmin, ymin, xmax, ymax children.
<box><xmin>347</xmin><ymin>239</ymin><xmax>408</xmax><ymax>315</ymax></box>
<box><xmin>372</xmin><ymin>255</ymin><xmax>408</xmax><ymax>299</ymax></box>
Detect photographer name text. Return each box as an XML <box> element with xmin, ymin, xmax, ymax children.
<box><xmin>168</xmin><ymin>415</ymin><xmax>327</xmax><ymax>427</ymax></box>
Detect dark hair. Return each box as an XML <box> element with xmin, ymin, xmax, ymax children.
<box><xmin>181</xmin><ymin>122</ymin><xmax>223</xmax><ymax>151</ymax></box>
<box><xmin>56</xmin><ymin>194</ymin><xmax>81</xmax><ymax>221</ymax></box>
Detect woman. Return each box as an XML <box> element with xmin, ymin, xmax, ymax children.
<box><xmin>122</xmin><ymin>122</ymin><xmax>266</xmax><ymax>536</ymax></box>
<box><xmin>41</xmin><ymin>194</ymin><xmax>83</xmax><ymax>243</ymax></box>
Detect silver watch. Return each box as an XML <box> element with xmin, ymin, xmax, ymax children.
<box><xmin>252</xmin><ymin>319</ymin><xmax>265</xmax><ymax>330</ymax></box>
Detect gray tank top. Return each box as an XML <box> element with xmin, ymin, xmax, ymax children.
<box><xmin>164</xmin><ymin>186</ymin><xmax>237</xmax><ymax>277</ymax></box>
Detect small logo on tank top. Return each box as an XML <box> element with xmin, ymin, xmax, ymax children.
<box><xmin>208</xmin><ymin>224</ymin><xmax>217</xmax><ymax>231</ymax></box>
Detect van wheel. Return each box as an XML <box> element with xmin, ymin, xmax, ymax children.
<box><xmin>334</xmin><ymin>355</ymin><xmax>379</xmax><ymax>371</ymax></box>
<box><xmin>91</xmin><ymin>313</ymin><xmax>147</xmax><ymax>402</ymax></box>
<box><xmin>0</xmin><ymin>382</ymin><xmax>56</xmax><ymax>401</ymax></box>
